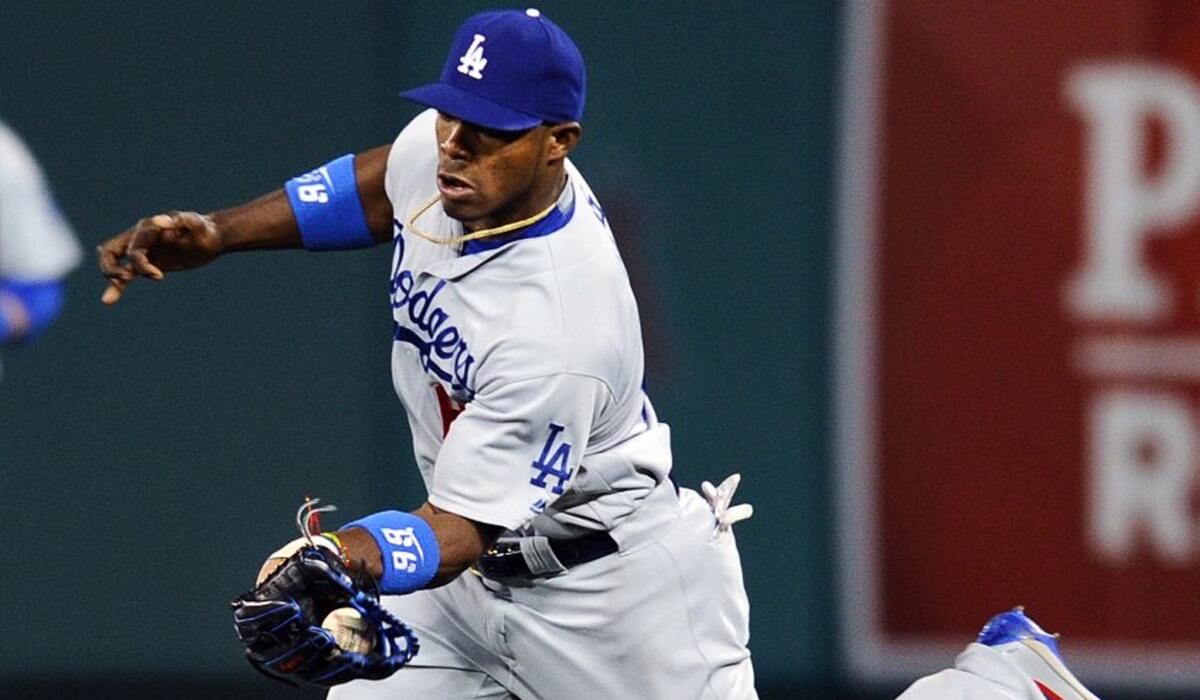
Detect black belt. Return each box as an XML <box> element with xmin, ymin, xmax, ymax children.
<box><xmin>476</xmin><ymin>531</ymin><xmax>618</xmax><ymax>579</ymax></box>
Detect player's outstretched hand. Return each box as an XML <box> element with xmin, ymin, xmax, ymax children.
<box><xmin>97</xmin><ymin>211</ymin><xmax>223</xmax><ymax>304</ymax></box>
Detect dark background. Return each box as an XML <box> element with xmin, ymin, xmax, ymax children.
<box><xmin>0</xmin><ymin>1</ymin><xmax>848</xmax><ymax>698</ymax></box>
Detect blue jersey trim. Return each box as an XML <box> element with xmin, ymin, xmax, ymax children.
<box><xmin>461</xmin><ymin>186</ymin><xmax>575</xmax><ymax>256</ymax></box>
<box><xmin>285</xmin><ymin>154</ymin><xmax>375</xmax><ymax>251</ymax></box>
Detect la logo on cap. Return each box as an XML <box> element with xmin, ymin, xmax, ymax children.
<box><xmin>457</xmin><ymin>34</ymin><xmax>488</xmax><ymax>80</ymax></box>
<box><xmin>399</xmin><ymin>7</ymin><xmax>583</xmax><ymax>130</ymax></box>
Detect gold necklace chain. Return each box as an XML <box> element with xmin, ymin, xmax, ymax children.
<box><xmin>404</xmin><ymin>195</ymin><xmax>559</xmax><ymax>247</ymax></box>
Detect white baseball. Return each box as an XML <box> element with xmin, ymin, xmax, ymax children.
<box><xmin>322</xmin><ymin>607</ymin><xmax>375</xmax><ymax>654</ymax></box>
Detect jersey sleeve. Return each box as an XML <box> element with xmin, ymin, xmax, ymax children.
<box><xmin>0</xmin><ymin>125</ymin><xmax>81</xmax><ymax>281</ymax></box>
<box><xmin>428</xmin><ymin>372</ymin><xmax>609</xmax><ymax>530</ymax></box>
<box><xmin>384</xmin><ymin>109</ymin><xmax>439</xmax><ymax>219</ymax></box>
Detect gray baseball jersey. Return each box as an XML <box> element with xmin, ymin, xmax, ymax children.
<box><xmin>329</xmin><ymin>109</ymin><xmax>756</xmax><ymax>699</ymax></box>
<box><xmin>0</xmin><ymin>121</ymin><xmax>80</xmax><ymax>281</ymax></box>
<box><xmin>384</xmin><ymin>108</ymin><xmax>671</xmax><ymax>538</ymax></box>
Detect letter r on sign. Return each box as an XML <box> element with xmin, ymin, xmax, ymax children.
<box><xmin>1088</xmin><ymin>390</ymin><xmax>1194</xmax><ymax>563</ymax></box>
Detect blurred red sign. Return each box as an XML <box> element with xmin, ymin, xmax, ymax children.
<box><xmin>837</xmin><ymin>0</ymin><xmax>1200</xmax><ymax>688</ymax></box>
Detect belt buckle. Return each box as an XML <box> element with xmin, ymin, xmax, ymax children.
<box><xmin>477</xmin><ymin>541</ymin><xmax>526</xmax><ymax>579</ymax></box>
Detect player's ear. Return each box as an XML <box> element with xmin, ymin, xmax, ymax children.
<box><xmin>545</xmin><ymin>122</ymin><xmax>582</xmax><ymax>162</ymax></box>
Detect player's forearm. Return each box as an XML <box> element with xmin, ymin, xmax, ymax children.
<box><xmin>208</xmin><ymin>189</ymin><xmax>301</xmax><ymax>251</ymax></box>
<box><xmin>413</xmin><ymin>502</ymin><xmax>504</xmax><ymax>586</ymax></box>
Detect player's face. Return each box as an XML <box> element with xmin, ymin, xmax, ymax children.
<box><xmin>434</xmin><ymin>113</ymin><xmax>574</xmax><ymax>231</ymax></box>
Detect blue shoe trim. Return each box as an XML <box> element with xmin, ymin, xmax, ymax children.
<box><xmin>977</xmin><ymin>608</ymin><xmax>1064</xmax><ymax>662</ymax></box>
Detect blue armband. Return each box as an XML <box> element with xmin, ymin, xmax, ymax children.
<box><xmin>342</xmin><ymin>511</ymin><xmax>440</xmax><ymax>595</ymax></box>
<box><xmin>284</xmin><ymin>153</ymin><xmax>375</xmax><ymax>250</ymax></box>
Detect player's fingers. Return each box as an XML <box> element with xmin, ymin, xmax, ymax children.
<box><xmin>149</xmin><ymin>214</ymin><xmax>190</xmax><ymax>247</ymax></box>
<box><xmin>96</xmin><ymin>238</ymin><xmax>134</xmax><ymax>282</ymax></box>
<box><xmin>154</xmin><ymin>211</ymin><xmax>212</xmax><ymax>249</ymax></box>
<box><xmin>101</xmin><ymin>275</ymin><xmax>129</xmax><ymax>305</ymax></box>
<box><xmin>127</xmin><ymin>248</ymin><xmax>165</xmax><ymax>280</ymax></box>
<box><xmin>123</xmin><ymin>220</ymin><xmax>167</xmax><ymax>280</ymax></box>
<box><xmin>97</xmin><ymin>235</ymin><xmax>136</xmax><ymax>303</ymax></box>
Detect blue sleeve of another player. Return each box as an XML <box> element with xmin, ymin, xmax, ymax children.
<box><xmin>0</xmin><ymin>278</ymin><xmax>66</xmax><ymax>344</ymax></box>
<box><xmin>284</xmin><ymin>154</ymin><xmax>375</xmax><ymax>251</ymax></box>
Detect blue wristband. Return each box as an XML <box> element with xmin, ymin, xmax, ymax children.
<box><xmin>342</xmin><ymin>511</ymin><xmax>440</xmax><ymax>595</ymax></box>
<box><xmin>284</xmin><ymin>153</ymin><xmax>375</xmax><ymax>250</ymax></box>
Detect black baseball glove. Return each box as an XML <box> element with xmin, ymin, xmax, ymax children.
<box><xmin>231</xmin><ymin>544</ymin><xmax>419</xmax><ymax>687</ymax></box>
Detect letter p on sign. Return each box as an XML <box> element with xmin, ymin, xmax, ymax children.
<box><xmin>1065</xmin><ymin>64</ymin><xmax>1200</xmax><ymax>322</ymax></box>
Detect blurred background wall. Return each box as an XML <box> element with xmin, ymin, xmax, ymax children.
<box><xmin>836</xmin><ymin>3</ymin><xmax>1200</xmax><ymax>698</ymax></box>
<box><xmin>4</xmin><ymin>1</ymin><xmax>1193</xmax><ymax>699</ymax></box>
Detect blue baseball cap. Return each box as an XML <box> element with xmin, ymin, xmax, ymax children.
<box><xmin>400</xmin><ymin>8</ymin><xmax>586</xmax><ymax>131</ymax></box>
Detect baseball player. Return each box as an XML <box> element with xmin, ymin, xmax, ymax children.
<box><xmin>98</xmin><ymin>9</ymin><xmax>756</xmax><ymax>699</ymax></box>
<box><xmin>0</xmin><ymin>119</ymin><xmax>80</xmax><ymax>363</ymax></box>
<box><xmin>898</xmin><ymin>608</ymin><xmax>1102</xmax><ymax>700</ymax></box>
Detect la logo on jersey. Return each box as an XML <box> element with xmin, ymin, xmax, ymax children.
<box><xmin>457</xmin><ymin>34</ymin><xmax>488</xmax><ymax>79</ymax></box>
<box><xmin>530</xmin><ymin>423</ymin><xmax>573</xmax><ymax>495</ymax></box>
